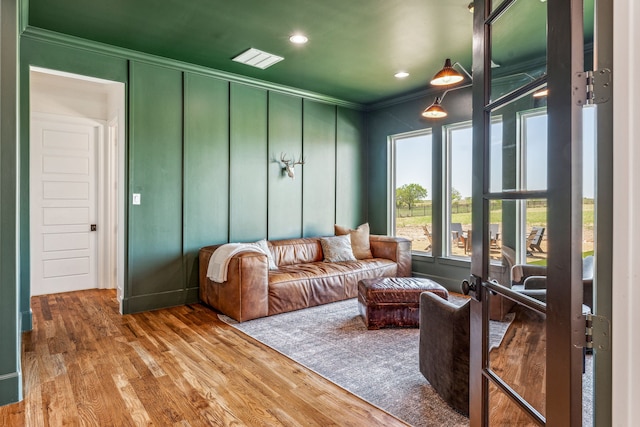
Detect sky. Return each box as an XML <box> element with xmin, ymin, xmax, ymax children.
<box><xmin>395</xmin><ymin>107</ymin><xmax>597</xmax><ymax>199</ymax></box>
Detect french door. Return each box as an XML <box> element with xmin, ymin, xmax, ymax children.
<box><xmin>467</xmin><ymin>0</ymin><xmax>611</xmax><ymax>425</ymax></box>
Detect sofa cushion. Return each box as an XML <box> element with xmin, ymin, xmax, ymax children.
<box><xmin>335</xmin><ymin>223</ymin><xmax>373</xmax><ymax>260</ymax></box>
<box><xmin>269</xmin><ymin>238</ymin><xmax>324</xmax><ymax>267</ymax></box>
<box><xmin>267</xmin><ymin>258</ymin><xmax>398</xmax><ymax>316</ymax></box>
<box><xmin>320</xmin><ymin>235</ymin><xmax>357</xmax><ymax>262</ymax></box>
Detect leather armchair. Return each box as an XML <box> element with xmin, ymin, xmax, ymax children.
<box><xmin>488</xmin><ymin>246</ymin><xmax>517</xmax><ymax>321</ymax></box>
<box><xmin>419</xmin><ymin>292</ymin><xmax>470</xmax><ymax>416</ymax></box>
<box><xmin>512</xmin><ymin>255</ymin><xmax>594</xmax><ymax>309</ymax></box>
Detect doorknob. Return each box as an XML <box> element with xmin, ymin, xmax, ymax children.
<box><xmin>90</xmin><ymin>224</ymin><xmax>97</xmax><ymax>231</ymax></box>
<box><xmin>461</xmin><ymin>279</ymin><xmax>473</xmax><ymax>295</ymax></box>
<box><xmin>461</xmin><ymin>274</ymin><xmax>482</xmax><ymax>301</ymax></box>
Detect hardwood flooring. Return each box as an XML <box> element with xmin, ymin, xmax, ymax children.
<box><xmin>0</xmin><ymin>290</ymin><xmax>407</xmax><ymax>426</ymax></box>
<box><xmin>488</xmin><ymin>304</ymin><xmax>547</xmax><ymax>426</ymax></box>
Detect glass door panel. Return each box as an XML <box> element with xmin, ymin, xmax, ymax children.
<box><xmin>488</xmin><ymin>300</ymin><xmax>547</xmax><ymax>421</ymax></box>
<box><xmin>489</xmin><ymin>380</ymin><xmax>542</xmax><ymax>425</ymax></box>
<box><xmin>490</xmin><ymin>0</ymin><xmax>547</xmax><ymax>102</ymax></box>
<box><xmin>521</xmin><ymin>110</ymin><xmax>548</xmax><ymax>192</ymax></box>
<box><xmin>490</xmin><ymin>0</ymin><xmax>507</xmax><ymax>14</ymax></box>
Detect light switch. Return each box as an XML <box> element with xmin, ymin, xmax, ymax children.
<box><xmin>132</xmin><ymin>193</ymin><xmax>141</xmax><ymax>205</ymax></box>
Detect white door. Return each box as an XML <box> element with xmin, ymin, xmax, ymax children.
<box><xmin>30</xmin><ymin>114</ymin><xmax>100</xmax><ymax>296</ymax></box>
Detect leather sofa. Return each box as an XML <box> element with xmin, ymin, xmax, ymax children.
<box><xmin>199</xmin><ymin>235</ymin><xmax>412</xmax><ymax>322</ymax></box>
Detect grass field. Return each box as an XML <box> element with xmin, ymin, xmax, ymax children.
<box><xmin>395</xmin><ymin>203</ymin><xmax>595</xmax><ymax>262</ymax></box>
<box><xmin>395</xmin><ymin>204</ymin><xmax>595</xmax><ymax>230</ymax></box>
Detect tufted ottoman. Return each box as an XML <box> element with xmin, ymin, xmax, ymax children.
<box><xmin>358</xmin><ymin>277</ymin><xmax>449</xmax><ymax>329</ymax></box>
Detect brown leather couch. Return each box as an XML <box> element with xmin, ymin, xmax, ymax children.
<box><xmin>199</xmin><ymin>235</ymin><xmax>411</xmax><ymax>322</ymax></box>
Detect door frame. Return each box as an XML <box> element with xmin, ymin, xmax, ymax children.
<box><xmin>468</xmin><ymin>0</ymin><xmax>596</xmax><ymax>425</ymax></box>
<box><xmin>28</xmin><ymin>68</ymin><xmax>125</xmax><ymax>303</ymax></box>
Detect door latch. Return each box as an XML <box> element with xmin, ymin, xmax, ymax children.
<box><xmin>90</xmin><ymin>224</ymin><xmax>97</xmax><ymax>232</ymax></box>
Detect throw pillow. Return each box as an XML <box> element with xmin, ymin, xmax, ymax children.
<box><xmin>253</xmin><ymin>239</ymin><xmax>278</xmax><ymax>270</ymax></box>
<box><xmin>320</xmin><ymin>235</ymin><xmax>357</xmax><ymax>262</ymax></box>
<box><xmin>334</xmin><ymin>223</ymin><xmax>373</xmax><ymax>259</ymax></box>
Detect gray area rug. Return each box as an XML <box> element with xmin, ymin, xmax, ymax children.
<box><xmin>221</xmin><ymin>297</ymin><xmax>514</xmax><ymax>426</ymax></box>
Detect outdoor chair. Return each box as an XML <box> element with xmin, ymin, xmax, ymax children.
<box><xmin>527</xmin><ymin>226</ymin><xmax>545</xmax><ymax>253</ymax></box>
<box><xmin>490</xmin><ymin>223</ymin><xmax>501</xmax><ymax>249</ymax></box>
<box><xmin>422</xmin><ymin>226</ymin><xmax>432</xmax><ymax>251</ymax></box>
<box><xmin>451</xmin><ymin>223</ymin><xmax>464</xmax><ymax>248</ymax></box>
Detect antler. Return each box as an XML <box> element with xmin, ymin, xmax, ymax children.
<box><xmin>280</xmin><ymin>152</ymin><xmax>292</xmax><ymax>166</ymax></box>
<box><xmin>281</xmin><ymin>153</ymin><xmax>304</xmax><ymax>179</ymax></box>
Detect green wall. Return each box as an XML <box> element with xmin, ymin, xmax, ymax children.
<box><xmin>17</xmin><ymin>34</ymin><xmax>367</xmax><ymax>317</ymax></box>
<box><xmin>229</xmin><ymin>83</ymin><xmax>268</xmax><ymax>242</ymax></box>
<box><xmin>126</xmin><ymin>62</ymin><xmax>185</xmax><ymax>311</ymax></box>
<box><xmin>183</xmin><ymin>73</ymin><xmax>230</xmax><ymax>292</ymax></box>
<box><xmin>0</xmin><ymin>0</ymin><xmax>20</xmax><ymax>406</ymax></box>
<box><xmin>303</xmin><ymin>100</ymin><xmax>337</xmax><ymax>237</ymax></box>
<box><xmin>268</xmin><ymin>92</ymin><xmax>303</xmax><ymax>239</ymax></box>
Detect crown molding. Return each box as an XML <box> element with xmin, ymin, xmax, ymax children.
<box><xmin>21</xmin><ymin>26</ymin><xmax>365</xmax><ymax>111</ymax></box>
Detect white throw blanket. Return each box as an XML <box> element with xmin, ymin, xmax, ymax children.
<box><xmin>207</xmin><ymin>243</ymin><xmax>265</xmax><ymax>283</ymax></box>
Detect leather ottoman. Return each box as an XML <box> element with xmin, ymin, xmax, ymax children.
<box><xmin>358</xmin><ymin>277</ymin><xmax>449</xmax><ymax>329</ymax></box>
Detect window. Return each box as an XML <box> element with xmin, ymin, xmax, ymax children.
<box><xmin>518</xmin><ymin>107</ymin><xmax>596</xmax><ymax>264</ymax></box>
<box><xmin>445</xmin><ymin>122</ymin><xmax>473</xmax><ymax>258</ymax></box>
<box><xmin>444</xmin><ymin>119</ymin><xmax>503</xmax><ymax>259</ymax></box>
<box><xmin>389</xmin><ymin>130</ymin><xmax>433</xmax><ymax>254</ymax></box>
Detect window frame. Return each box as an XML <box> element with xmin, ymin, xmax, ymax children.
<box><xmin>387</xmin><ymin>128</ymin><xmax>434</xmax><ymax>255</ymax></box>
<box><xmin>443</xmin><ymin>120</ymin><xmax>474</xmax><ymax>259</ymax></box>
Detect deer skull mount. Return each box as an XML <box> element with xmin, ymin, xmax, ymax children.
<box><xmin>280</xmin><ymin>153</ymin><xmax>305</xmax><ymax>179</ymax></box>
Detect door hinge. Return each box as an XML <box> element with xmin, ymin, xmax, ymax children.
<box><xmin>584</xmin><ymin>313</ymin><xmax>610</xmax><ymax>351</ymax></box>
<box><xmin>576</xmin><ymin>69</ymin><xmax>612</xmax><ymax>106</ymax></box>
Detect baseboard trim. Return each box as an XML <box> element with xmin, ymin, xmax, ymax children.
<box><xmin>0</xmin><ymin>372</ymin><xmax>22</xmax><ymax>406</ymax></box>
<box><xmin>184</xmin><ymin>287</ymin><xmax>200</xmax><ymax>305</ymax></box>
<box><xmin>20</xmin><ymin>308</ymin><xmax>33</xmax><ymax>332</ymax></box>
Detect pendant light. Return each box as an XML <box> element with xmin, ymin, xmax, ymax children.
<box><xmin>421</xmin><ymin>58</ymin><xmax>472</xmax><ymax>119</ymax></box>
<box><xmin>421</xmin><ymin>97</ymin><xmax>448</xmax><ymax>118</ymax></box>
<box><xmin>430</xmin><ymin>58</ymin><xmax>465</xmax><ymax>86</ymax></box>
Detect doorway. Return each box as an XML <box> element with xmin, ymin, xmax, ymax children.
<box><xmin>29</xmin><ymin>67</ymin><xmax>125</xmax><ymax>305</ymax></box>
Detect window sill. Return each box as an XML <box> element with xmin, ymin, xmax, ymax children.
<box><xmin>411</xmin><ymin>252</ymin><xmax>435</xmax><ymax>264</ymax></box>
<box><xmin>438</xmin><ymin>256</ymin><xmax>471</xmax><ymax>268</ymax></box>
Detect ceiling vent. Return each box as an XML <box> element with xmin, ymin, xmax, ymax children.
<box><xmin>232</xmin><ymin>48</ymin><xmax>284</xmax><ymax>70</ymax></box>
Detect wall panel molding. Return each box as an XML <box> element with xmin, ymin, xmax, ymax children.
<box><xmin>302</xmin><ymin>100</ymin><xmax>337</xmax><ymax>237</ymax></box>
<box><xmin>268</xmin><ymin>92</ymin><xmax>303</xmax><ymax>240</ymax></box>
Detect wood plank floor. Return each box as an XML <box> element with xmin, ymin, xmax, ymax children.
<box><xmin>488</xmin><ymin>304</ymin><xmax>546</xmax><ymax>426</ymax></box>
<box><xmin>0</xmin><ymin>290</ymin><xmax>408</xmax><ymax>426</ymax></box>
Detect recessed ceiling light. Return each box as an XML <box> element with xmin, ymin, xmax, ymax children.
<box><xmin>394</xmin><ymin>71</ymin><xmax>410</xmax><ymax>78</ymax></box>
<box><xmin>232</xmin><ymin>48</ymin><xmax>284</xmax><ymax>69</ymax></box>
<box><xmin>289</xmin><ymin>34</ymin><xmax>308</xmax><ymax>44</ymax></box>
